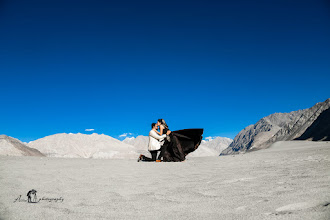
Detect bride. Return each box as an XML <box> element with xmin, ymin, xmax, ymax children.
<box><xmin>156</xmin><ymin>119</ymin><xmax>203</xmax><ymax>162</ymax></box>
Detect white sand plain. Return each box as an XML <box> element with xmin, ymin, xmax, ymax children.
<box><xmin>0</xmin><ymin>141</ymin><xmax>329</xmax><ymax>220</ymax></box>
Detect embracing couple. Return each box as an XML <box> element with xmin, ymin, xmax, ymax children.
<box><xmin>138</xmin><ymin>119</ymin><xmax>204</xmax><ymax>162</ymax></box>
<box><xmin>138</xmin><ymin>119</ymin><xmax>170</xmax><ymax>162</ymax></box>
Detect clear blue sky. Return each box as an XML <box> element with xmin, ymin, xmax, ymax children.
<box><xmin>1</xmin><ymin>0</ymin><xmax>329</xmax><ymax>142</ymax></box>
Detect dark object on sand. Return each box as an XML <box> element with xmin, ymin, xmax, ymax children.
<box><xmin>162</xmin><ymin>129</ymin><xmax>203</xmax><ymax>162</ymax></box>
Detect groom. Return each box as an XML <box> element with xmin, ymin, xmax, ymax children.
<box><xmin>137</xmin><ymin>123</ymin><xmax>166</xmax><ymax>162</ymax></box>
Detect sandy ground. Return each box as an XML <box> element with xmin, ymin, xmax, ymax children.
<box><xmin>0</xmin><ymin>141</ymin><xmax>329</xmax><ymax>220</ymax></box>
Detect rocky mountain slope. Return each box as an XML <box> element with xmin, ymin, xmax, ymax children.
<box><xmin>265</xmin><ymin>98</ymin><xmax>330</xmax><ymax>144</ymax></box>
<box><xmin>28</xmin><ymin>133</ymin><xmax>138</xmax><ymax>159</ymax></box>
<box><xmin>221</xmin><ymin>98</ymin><xmax>330</xmax><ymax>155</ymax></box>
<box><xmin>0</xmin><ymin>135</ymin><xmax>45</xmax><ymax>157</ymax></box>
<box><xmin>295</xmin><ymin>105</ymin><xmax>330</xmax><ymax>141</ymax></box>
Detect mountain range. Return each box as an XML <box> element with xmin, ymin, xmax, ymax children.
<box><xmin>1</xmin><ymin>98</ymin><xmax>328</xmax><ymax>159</ymax></box>
<box><xmin>0</xmin><ymin>133</ymin><xmax>232</xmax><ymax>159</ymax></box>
<box><xmin>221</xmin><ymin>98</ymin><xmax>330</xmax><ymax>155</ymax></box>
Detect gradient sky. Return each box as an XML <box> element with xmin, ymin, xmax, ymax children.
<box><xmin>1</xmin><ymin>0</ymin><xmax>329</xmax><ymax>142</ymax></box>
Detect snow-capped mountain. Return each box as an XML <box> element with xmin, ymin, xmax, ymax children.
<box><xmin>28</xmin><ymin>133</ymin><xmax>139</xmax><ymax>159</ymax></box>
<box><xmin>0</xmin><ymin>135</ymin><xmax>45</xmax><ymax>157</ymax></box>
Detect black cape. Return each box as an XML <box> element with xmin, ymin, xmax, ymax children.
<box><xmin>162</xmin><ymin>129</ymin><xmax>204</xmax><ymax>162</ymax></box>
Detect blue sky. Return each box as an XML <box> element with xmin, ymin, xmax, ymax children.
<box><xmin>1</xmin><ymin>0</ymin><xmax>329</xmax><ymax>142</ymax></box>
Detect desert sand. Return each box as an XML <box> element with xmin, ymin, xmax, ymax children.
<box><xmin>0</xmin><ymin>141</ymin><xmax>329</xmax><ymax>220</ymax></box>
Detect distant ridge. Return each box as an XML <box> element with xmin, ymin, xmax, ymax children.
<box><xmin>199</xmin><ymin>137</ymin><xmax>232</xmax><ymax>154</ymax></box>
<box><xmin>221</xmin><ymin>98</ymin><xmax>330</xmax><ymax>155</ymax></box>
<box><xmin>123</xmin><ymin>135</ymin><xmax>149</xmax><ymax>155</ymax></box>
<box><xmin>28</xmin><ymin>133</ymin><xmax>139</xmax><ymax>159</ymax></box>
<box><xmin>0</xmin><ymin>135</ymin><xmax>45</xmax><ymax>157</ymax></box>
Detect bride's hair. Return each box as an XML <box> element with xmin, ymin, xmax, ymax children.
<box><xmin>157</xmin><ymin>119</ymin><xmax>168</xmax><ymax>129</ymax></box>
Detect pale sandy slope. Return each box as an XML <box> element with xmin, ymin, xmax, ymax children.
<box><xmin>28</xmin><ymin>133</ymin><xmax>139</xmax><ymax>159</ymax></box>
<box><xmin>0</xmin><ymin>141</ymin><xmax>329</xmax><ymax>220</ymax></box>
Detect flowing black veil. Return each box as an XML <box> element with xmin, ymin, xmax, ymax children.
<box><xmin>162</xmin><ymin>129</ymin><xmax>203</xmax><ymax>162</ymax></box>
